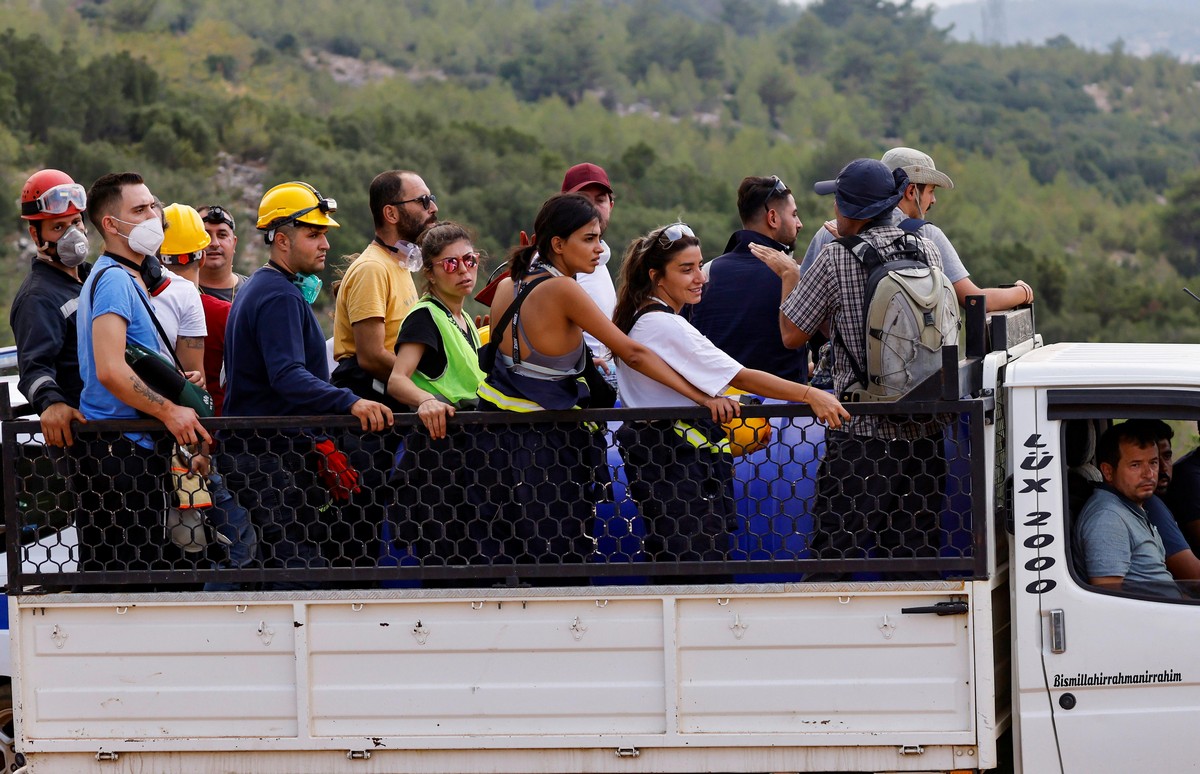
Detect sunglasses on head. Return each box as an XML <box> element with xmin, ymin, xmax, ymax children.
<box><xmin>656</xmin><ymin>222</ymin><xmax>696</xmax><ymax>248</ymax></box>
<box><xmin>762</xmin><ymin>175</ymin><xmax>789</xmax><ymax>211</ymax></box>
<box><xmin>436</xmin><ymin>252</ymin><xmax>479</xmax><ymax>273</ymax></box>
<box><xmin>201</xmin><ymin>205</ymin><xmax>236</xmax><ymax>230</ymax></box>
<box><xmin>393</xmin><ymin>194</ymin><xmax>437</xmax><ymax>211</ymax></box>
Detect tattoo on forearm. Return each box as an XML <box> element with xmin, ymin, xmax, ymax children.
<box><xmin>131</xmin><ymin>375</ymin><xmax>165</xmax><ymax>406</ymax></box>
<box><xmin>180</xmin><ymin>337</ymin><xmax>205</xmax><ymax>351</ymax></box>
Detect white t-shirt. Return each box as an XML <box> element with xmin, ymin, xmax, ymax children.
<box><xmin>576</xmin><ymin>240</ymin><xmax>617</xmax><ymax>364</ymax></box>
<box><xmin>149</xmin><ymin>268</ymin><xmax>206</xmax><ymax>356</ymax></box>
<box><xmin>617</xmin><ymin>307</ymin><xmax>742</xmax><ymax>408</ymax></box>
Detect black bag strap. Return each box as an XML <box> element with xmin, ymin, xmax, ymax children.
<box><xmin>478</xmin><ymin>274</ymin><xmax>553</xmax><ymax>371</ymax></box>
<box><xmin>829</xmin><ymin>235</ymin><xmax>881</xmax><ymax>391</ymax></box>
<box><xmin>89</xmin><ymin>262</ymin><xmax>188</xmax><ymax>375</ymax></box>
<box><xmin>630</xmin><ymin>300</ymin><xmax>673</xmax><ymax>327</ymax></box>
<box><xmin>898</xmin><ymin>217</ymin><xmax>928</xmax><ymax>233</ymax></box>
<box><xmin>506</xmin><ymin>274</ymin><xmax>556</xmax><ymax>368</ymax></box>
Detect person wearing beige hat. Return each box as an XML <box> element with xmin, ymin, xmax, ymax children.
<box><xmin>800</xmin><ymin>146</ymin><xmax>1034</xmax><ymax>312</ymax></box>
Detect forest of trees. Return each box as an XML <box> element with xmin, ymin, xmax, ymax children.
<box><xmin>2</xmin><ymin>0</ymin><xmax>1200</xmax><ymax>344</ymax></box>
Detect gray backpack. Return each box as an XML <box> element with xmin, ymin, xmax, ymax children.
<box><xmin>833</xmin><ymin>225</ymin><xmax>960</xmax><ymax>402</ymax></box>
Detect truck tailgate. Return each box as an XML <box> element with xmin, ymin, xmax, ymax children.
<box><xmin>14</xmin><ymin>584</ymin><xmax>984</xmax><ymax>772</ymax></box>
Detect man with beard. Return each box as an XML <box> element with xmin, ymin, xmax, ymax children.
<box><xmin>223</xmin><ymin>182</ymin><xmax>392</xmax><ymax>585</ymax></box>
<box><xmin>331</xmin><ymin>170</ymin><xmax>435</xmax><ymax>406</ymax></box>
<box><xmin>689</xmin><ymin>175</ymin><xmax>808</xmax><ymax>382</ymax></box>
<box><xmin>1124</xmin><ymin>419</ymin><xmax>1200</xmax><ymax>581</ymax></box>
<box><xmin>1075</xmin><ymin>421</ymin><xmax>1181</xmax><ymax>596</ymax></box>
<box><xmin>196</xmin><ymin>204</ymin><xmax>248</xmax><ymax>302</ymax></box>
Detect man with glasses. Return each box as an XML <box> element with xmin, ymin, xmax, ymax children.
<box><xmin>10</xmin><ymin>169</ymin><xmax>92</xmax><ymax>447</ymax></box>
<box><xmin>689</xmin><ymin>175</ymin><xmax>808</xmax><ymax>383</ymax></box>
<box><xmin>196</xmin><ymin>205</ymin><xmax>248</xmax><ymax>302</ymax></box>
<box><xmin>331</xmin><ymin>170</ymin><xmax>434</xmax><ymax>406</ymax></box>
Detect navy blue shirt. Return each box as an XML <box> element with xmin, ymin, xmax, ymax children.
<box><xmin>9</xmin><ymin>259</ymin><xmax>90</xmax><ymax>413</ymax></box>
<box><xmin>1165</xmin><ymin>449</ymin><xmax>1200</xmax><ymax>529</ymax></box>
<box><xmin>688</xmin><ymin>230</ymin><xmax>806</xmax><ymax>383</ymax></box>
<box><xmin>224</xmin><ymin>266</ymin><xmax>358</xmax><ymax>417</ymax></box>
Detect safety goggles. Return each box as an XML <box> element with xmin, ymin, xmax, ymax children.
<box><xmin>21</xmin><ymin>183</ymin><xmax>87</xmax><ymax>217</ymax></box>
<box><xmin>201</xmin><ymin>205</ymin><xmax>235</xmax><ymax>230</ymax></box>
<box><xmin>656</xmin><ymin>222</ymin><xmax>696</xmax><ymax>248</ymax></box>
<box><xmin>437</xmin><ymin>252</ymin><xmax>480</xmax><ymax>273</ymax></box>
<box><xmin>761</xmin><ymin>175</ymin><xmax>789</xmax><ymax>211</ymax></box>
<box><xmin>392</xmin><ymin>194</ymin><xmax>437</xmax><ymax>211</ymax></box>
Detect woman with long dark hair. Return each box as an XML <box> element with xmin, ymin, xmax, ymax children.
<box><xmin>474</xmin><ymin>194</ymin><xmax>739</xmax><ymax>575</ymax></box>
<box><xmin>613</xmin><ymin>222</ymin><xmax>849</xmax><ymax>574</ymax></box>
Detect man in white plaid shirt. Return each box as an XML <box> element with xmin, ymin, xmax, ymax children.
<box><xmin>777</xmin><ymin>158</ymin><xmax>949</xmax><ymax>580</ymax></box>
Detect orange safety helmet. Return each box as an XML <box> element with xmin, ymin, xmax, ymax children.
<box><xmin>20</xmin><ymin>169</ymin><xmax>87</xmax><ymax>221</ymax></box>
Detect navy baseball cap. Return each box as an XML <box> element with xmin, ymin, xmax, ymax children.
<box><xmin>813</xmin><ymin>158</ymin><xmax>908</xmax><ymax>220</ymax></box>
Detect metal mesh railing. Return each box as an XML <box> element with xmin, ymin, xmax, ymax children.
<box><xmin>2</xmin><ymin>401</ymin><xmax>988</xmax><ymax>592</ymax></box>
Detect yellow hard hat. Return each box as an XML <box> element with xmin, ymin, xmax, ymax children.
<box><xmin>723</xmin><ymin>417</ymin><xmax>772</xmax><ymax>457</ymax></box>
<box><xmin>256</xmin><ymin>181</ymin><xmax>339</xmax><ymax>236</ymax></box>
<box><xmin>721</xmin><ymin>387</ymin><xmax>772</xmax><ymax>457</ymax></box>
<box><xmin>160</xmin><ymin>203</ymin><xmax>211</xmax><ymax>264</ymax></box>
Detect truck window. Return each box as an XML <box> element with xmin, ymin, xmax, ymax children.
<box><xmin>1064</xmin><ymin>416</ymin><xmax>1200</xmax><ymax>602</ymax></box>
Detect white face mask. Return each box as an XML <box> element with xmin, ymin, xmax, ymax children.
<box><xmin>112</xmin><ymin>216</ymin><xmax>165</xmax><ymax>257</ymax></box>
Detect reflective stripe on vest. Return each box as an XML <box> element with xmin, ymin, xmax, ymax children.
<box><xmin>672</xmin><ymin>421</ymin><xmax>731</xmax><ymax>455</ymax></box>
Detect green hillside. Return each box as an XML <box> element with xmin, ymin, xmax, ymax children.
<box><xmin>3</xmin><ymin>0</ymin><xmax>1200</xmax><ymax>344</ymax></box>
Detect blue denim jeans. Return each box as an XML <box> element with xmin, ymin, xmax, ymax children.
<box><xmin>202</xmin><ymin>470</ymin><xmax>257</xmax><ymax>592</ymax></box>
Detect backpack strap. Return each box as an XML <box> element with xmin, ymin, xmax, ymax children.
<box><xmin>829</xmin><ymin>235</ymin><xmax>882</xmax><ymax>393</ymax></box>
<box><xmin>834</xmin><ymin>234</ymin><xmax>886</xmax><ymax>274</ymax></box>
<box><xmin>898</xmin><ymin>217</ymin><xmax>928</xmax><ymax>233</ymax></box>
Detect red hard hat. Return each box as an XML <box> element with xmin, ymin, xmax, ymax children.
<box><xmin>20</xmin><ymin>169</ymin><xmax>86</xmax><ymax>221</ymax></box>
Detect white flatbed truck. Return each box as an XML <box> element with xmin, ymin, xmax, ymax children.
<box><xmin>5</xmin><ymin>311</ymin><xmax>1200</xmax><ymax>773</ymax></box>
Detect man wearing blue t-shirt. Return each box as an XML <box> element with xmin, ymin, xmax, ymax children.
<box><xmin>1074</xmin><ymin>422</ymin><xmax>1181</xmax><ymax>597</ymax></box>
<box><xmin>75</xmin><ymin>172</ymin><xmax>213</xmax><ymax>583</ymax></box>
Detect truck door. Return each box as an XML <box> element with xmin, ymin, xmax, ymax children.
<box><xmin>1011</xmin><ymin>386</ymin><xmax>1200</xmax><ymax>773</ymax></box>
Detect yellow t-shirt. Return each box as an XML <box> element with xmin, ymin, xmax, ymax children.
<box><xmin>332</xmin><ymin>241</ymin><xmax>419</xmax><ymax>361</ymax></box>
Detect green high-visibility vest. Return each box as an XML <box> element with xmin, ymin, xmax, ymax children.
<box><xmin>406</xmin><ymin>296</ymin><xmax>486</xmax><ymax>406</ymax></box>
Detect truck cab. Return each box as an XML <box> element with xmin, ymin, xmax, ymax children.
<box><xmin>1006</xmin><ymin>341</ymin><xmax>1200</xmax><ymax>773</ymax></box>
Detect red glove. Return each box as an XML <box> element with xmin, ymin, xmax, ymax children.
<box><xmin>314</xmin><ymin>439</ymin><xmax>360</xmax><ymax>502</ymax></box>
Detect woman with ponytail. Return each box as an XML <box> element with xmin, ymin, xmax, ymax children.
<box><xmin>474</xmin><ymin>194</ymin><xmax>739</xmax><ymax>576</ymax></box>
<box><xmin>613</xmin><ymin>222</ymin><xmax>849</xmax><ymax>577</ymax></box>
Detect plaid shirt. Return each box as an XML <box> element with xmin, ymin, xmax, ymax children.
<box><xmin>781</xmin><ymin>224</ymin><xmax>947</xmax><ymax>440</ymax></box>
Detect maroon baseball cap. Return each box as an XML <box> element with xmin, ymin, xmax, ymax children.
<box><xmin>561</xmin><ymin>163</ymin><xmax>612</xmax><ymax>194</ymax></box>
